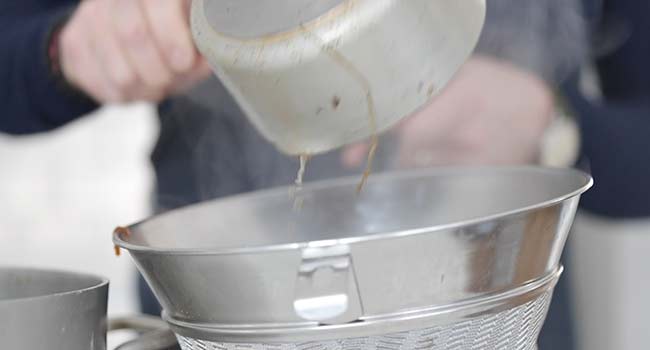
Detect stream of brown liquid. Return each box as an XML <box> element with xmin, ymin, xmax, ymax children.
<box><xmin>357</xmin><ymin>133</ymin><xmax>378</xmax><ymax>194</ymax></box>
<box><xmin>298</xmin><ymin>25</ymin><xmax>379</xmax><ymax>194</ymax></box>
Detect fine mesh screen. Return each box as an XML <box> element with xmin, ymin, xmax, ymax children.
<box><xmin>177</xmin><ymin>292</ymin><xmax>551</xmax><ymax>350</ymax></box>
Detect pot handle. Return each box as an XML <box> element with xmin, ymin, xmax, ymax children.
<box><xmin>109</xmin><ymin>316</ymin><xmax>179</xmax><ymax>350</ymax></box>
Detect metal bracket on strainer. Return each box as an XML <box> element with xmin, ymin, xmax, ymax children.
<box><xmin>293</xmin><ymin>244</ymin><xmax>363</xmax><ymax>324</ymax></box>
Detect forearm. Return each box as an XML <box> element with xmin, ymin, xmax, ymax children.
<box><xmin>0</xmin><ymin>2</ymin><xmax>97</xmax><ymax>135</ymax></box>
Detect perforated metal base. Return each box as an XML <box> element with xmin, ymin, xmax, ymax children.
<box><xmin>177</xmin><ymin>293</ymin><xmax>550</xmax><ymax>350</ymax></box>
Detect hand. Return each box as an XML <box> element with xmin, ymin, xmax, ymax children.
<box><xmin>57</xmin><ymin>0</ymin><xmax>211</xmax><ymax>104</ymax></box>
<box><xmin>343</xmin><ymin>56</ymin><xmax>554</xmax><ymax>168</ymax></box>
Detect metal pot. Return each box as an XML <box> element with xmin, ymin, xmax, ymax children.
<box><xmin>114</xmin><ymin>166</ymin><xmax>592</xmax><ymax>345</ymax></box>
<box><xmin>0</xmin><ymin>267</ymin><xmax>179</xmax><ymax>350</ymax></box>
<box><xmin>191</xmin><ymin>0</ymin><xmax>486</xmax><ymax>155</ymax></box>
<box><xmin>0</xmin><ymin>267</ymin><xmax>109</xmax><ymax>349</ymax></box>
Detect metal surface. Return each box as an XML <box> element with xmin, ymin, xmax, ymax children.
<box><xmin>0</xmin><ymin>267</ymin><xmax>108</xmax><ymax>350</ymax></box>
<box><xmin>293</xmin><ymin>245</ymin><xmax>363</xmax><ymax>324</ymax></box>
<box><xmin>111</xmin><ymin>315</ymin><xmax>180</xmax><ymax>350</ymax></box>
<box><xmin>114</xmin><ymin>329</ymin><xmax>180</xmax><ymax>350</ymax></box>
<box><xmin>191</xmin><ymin>0</ymin><xmax>486</xmax><ymax>155</ymax></box>
<box><xmin>163</xmin><ymin>267</ymin><xmax>561</xmax><ymax>343</ymax></box>
<box><xmin>115</xmin><ymin>167</ymin><xmax>591</xmax><ymax>343</ymax></box>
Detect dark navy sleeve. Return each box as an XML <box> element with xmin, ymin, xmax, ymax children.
<box><xmin>0</xmin><ymin>1</ymin><xmax>98</xmax><ymax>135</ymax></box>
<box><xmin>571</xmin><ymin>0</ymin><xmax>650</xmax><ymax>218</ymax></box>
<box><xmin>568</xmin><ymin>85</ymin><xmax>650</xmax><ymax>218</ymax></box>
<box><xmin>596</xmin><ymin>1</ymin><xmax>650</xmax><ymax>101</ymax></box>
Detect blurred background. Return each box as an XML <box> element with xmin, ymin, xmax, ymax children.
<box><xmin>2</xmin><ymin>0</ymin><xmax>650</xmax><ymax>349</ymax></box>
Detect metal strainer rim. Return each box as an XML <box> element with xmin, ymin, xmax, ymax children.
<box><xmin>114</xmin><ymin>167</ymin><xmax>592</xmax><ymax>256</ymax></box>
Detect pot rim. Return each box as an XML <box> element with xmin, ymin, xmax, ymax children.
<box><xmin>0</xmin><ymin>267</ymin><xmax>109</xmax><ymax>304</ymax></box>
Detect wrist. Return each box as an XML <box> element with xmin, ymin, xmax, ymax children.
<box><xmin>48</xmin><ymin>27</ymin><xmax>64</xmax><ymax>78</ymax></box>
<box><xmin>45</xmin><ymin>12</ymin><xmax>96</xmax><ymax>104</ymax></box>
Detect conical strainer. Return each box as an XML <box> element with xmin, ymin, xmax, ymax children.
<box><xmin>114</xmin><ymin>167</ymin><xmax>592</xmax><ymax>349</ymax></box>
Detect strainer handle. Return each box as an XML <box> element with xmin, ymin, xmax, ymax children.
<box><xmin>293</xmin><ymin>245</ymin><xmax>363</xmax><ymax>325</ymax></box>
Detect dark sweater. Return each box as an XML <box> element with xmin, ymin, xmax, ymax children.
<box><xmin>573</xmin><ymin>0</ymin><xmax>650</xmax><ymax>217</ymax></box>
<box><xmin>0</xmin><ymin>0</ymin><xmax>97</xmax><ymax>134</ymax></box>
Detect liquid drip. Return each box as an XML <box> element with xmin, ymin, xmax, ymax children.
<box><xmin>113</xmin><ymin>226</ymin><xmax>131</xmax><ymax>257</ymax></box>
<box><xmin>357</xmin><ymin>134</ymin><xmax>378</xmax><ymax>194</ymax></box>
<box><xmin>298</xmin><ymin>25</ymin><xmax>379</xmax><ymax>194</ymax></box>
<box><xmin>293</xmin><ymin>154</ymin><xmax>310</xmax><ymax>211</ymax></box>
<box><xmin>295</xmin><ymin>155</ymin><xmax>309</xmax><ymax>187</ymax></box>
<box><xmin>356</xmin><ymin>89</ymin><xmax>378</xmax><ymax>194</ymax></box>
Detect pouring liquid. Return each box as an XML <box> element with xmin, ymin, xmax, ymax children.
<box><xmin>320</xmin><ymin>43</ymin><xmax>379</xmax><ymax>194</ymax></box>
<box><xmin>293</xmin><ymin>154</ymin><xmax>310</xmax><ymax>211</ymax></box>
<box><xmin>298</xmin><ymin>25</ymin><xmax>379</xmax><ymax>194</ymax></box>
<box><xmin>357</xmin><ymin>134</ymin><xmax>378</xmax><ymax>194</ymax></box>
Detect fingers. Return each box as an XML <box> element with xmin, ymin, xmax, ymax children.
<box><xmin>112</xmin><ymin>0</ymin><xmax>173</xmax><ymax>90</ymax></box>
<box><xmin>169</xmin><ymin>57</ymin><xmax>212</xmax><ymax>94</ymax></box>
<box><xmin>59</xmin><ymin>1</ymin><xmax>119</xmax><ymax>102</ymax></box>
<box><xmin>58</xmin><ymin>0</ymin><xmax>207</xmax><ymax>104</ymax></box>
<box><xmin>89</xmin><ymin>1</ymin><xmax>137</xmax><ymax>102</ymax></box>
<box><xmin>140</xmin><ymin>0</ymin><xmax>197</xmax><ymax>73</ymax></box>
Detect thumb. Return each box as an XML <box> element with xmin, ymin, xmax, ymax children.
<box><xmin>171</xmin><ymin>57</ymin><xmax>212</xmax><ymax>94</ymax></box>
